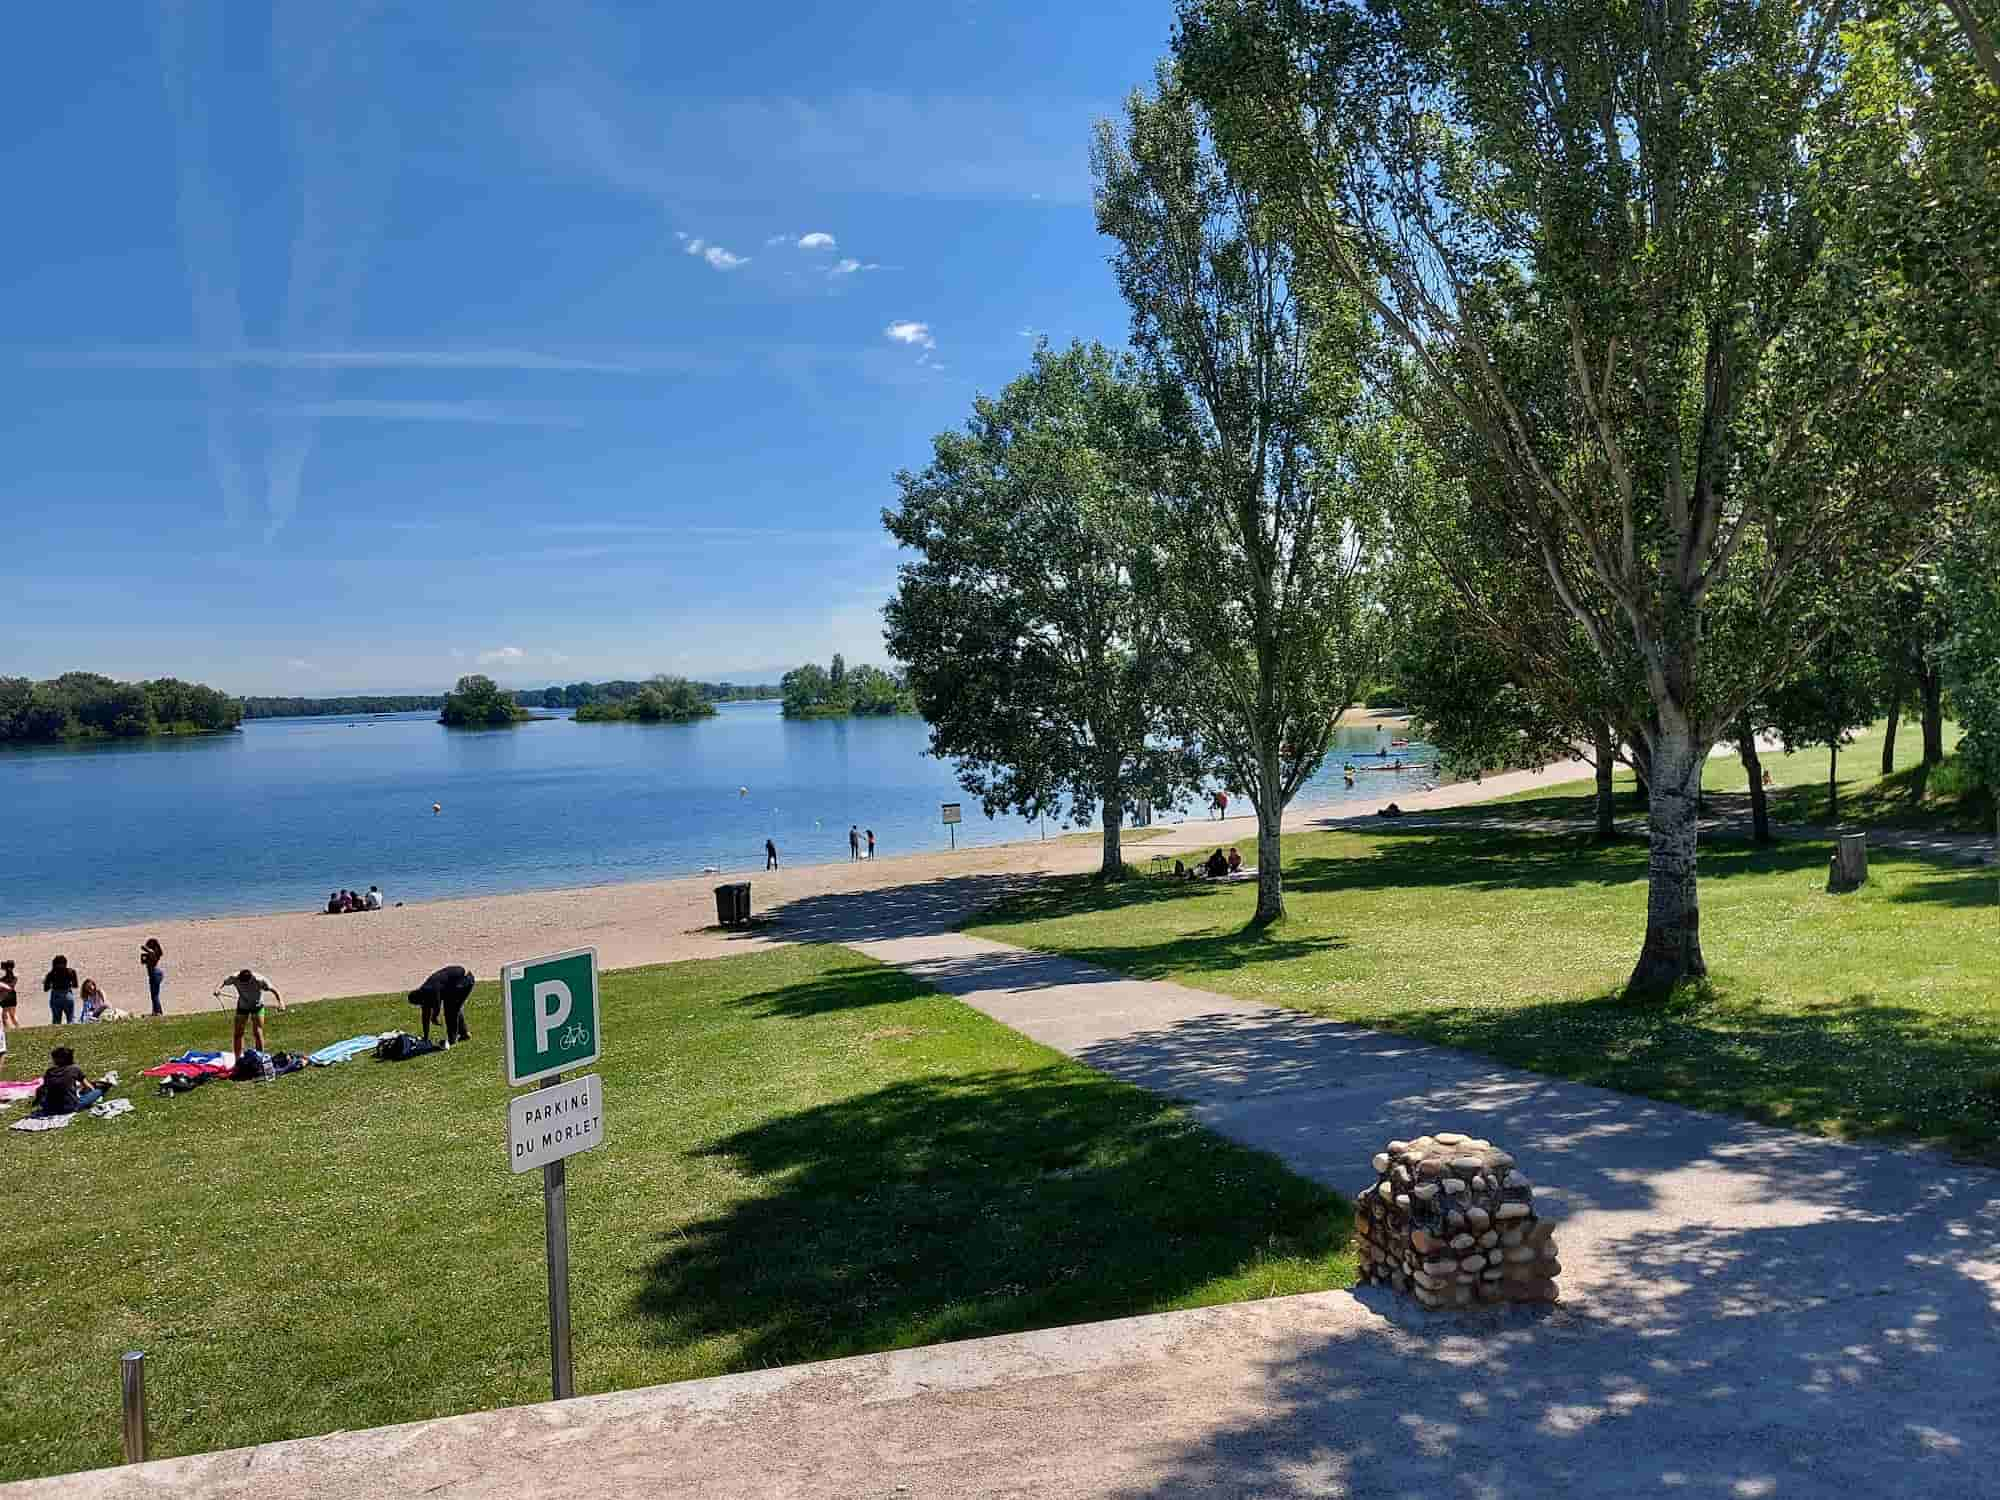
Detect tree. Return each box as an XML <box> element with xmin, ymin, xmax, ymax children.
<box><xmin>885</xmin><ymin>341</ymin><xmax>1195</xmax><ymax>876</ymax></box>
<box><xmin>1180</xmin><ymin>0</ymin><xmax>1948</xmax><ymax>990</ymax></box>
<box><xmin>439</xmin><ymin>674</ymin><xmax>521</xmax><ymax>727</ymax></box>
<box><xmin>779</xmin><ymin>663</ymin><xmax>835</xmax><ymax>717</ymax></box>
<box><xmin>1095</xmin><ymin>76</ymin><xmax>1382</xmax><ymax>921</ymax></box>
<box><xmin>829</xmin><ymin>653</ymin><xmax>847</xmax><ymax>690</ymax></box>
<box><xmin>1941</xmin><ymin>495</ymin><xmax>2000</xmax><ymax>899</ymax></box>
<box><xmin>1764</xmin><ymin>622</ymin><xmax>1885</xmax><ymax>824</ymax></box>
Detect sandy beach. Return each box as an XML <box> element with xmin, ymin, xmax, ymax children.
<box><xmin>0</xmin><ymin>757</ymin><xmax>1576</xmax><ymax>1022</ymax></box>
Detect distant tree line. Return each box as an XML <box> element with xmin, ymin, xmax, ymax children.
<box><xmin>240</xmin><ymin>694</ymin><xmax>444</xmax><ymax>719</ymax></box>
<box><xmin>0</xmin><ymin>672</ymin><xmax>241</xmax><ymax>743</ymax></box>
<box><xmin>573</xmin><ymin>676</ymin><xmax>717</xmax><ymax>723</ymax></box>
<box><xmin>535</xmin><ymin>679</ymin><xmax>777</xmax><ymax>709</ymax></box>
<box><xmin>780</xmin><ymin>654</ymin><xmax>915</xmax><ymax>719</ymax></box>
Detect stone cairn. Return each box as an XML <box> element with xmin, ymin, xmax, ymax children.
<box><xmin>1355</xmin><ymin>1132</ymin><xmax>1560</xmax><ymax>1310</ymax></box>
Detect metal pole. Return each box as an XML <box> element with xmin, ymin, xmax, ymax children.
<box><xmin>120</xmin><ymin>1351</ymin><xmax>147</xmax><ymax>1464</ymax></box>
<box><xmin>543</xmin><ymin>1073</ymin><xmax>575</xmax><ymax>1401</ymax></box>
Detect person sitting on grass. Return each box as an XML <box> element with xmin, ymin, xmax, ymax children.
<box><xmin>214</xmin><ymin>968</ymin><xmax>286</xmax><ymax>1056</ymax></box>
<box><xmin>1173</xmin><ymin>858</ymin><xmax>1189</xmax><ymax>880</ymax></box>
<box><xmin>36</xmin><ymin>1046</ymin><xmax>109</xmax><ymax>1115</ymax></box>
<box><xmin>1205</xmin><ymin>847</ymin><xmax>1229</xmax><ymax>879</ymax></box>
<box><xmin>78</xmin><ymin>979</ymin><xmax>112</xmax><ymax>1022</ymax></box>
<box><xmin>1227</xmin><ymin>847</ymin><xmax>1243</xmax><ymax>875</ymax></box>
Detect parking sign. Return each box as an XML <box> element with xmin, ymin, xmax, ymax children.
<box><xmin>503</xmin><ymin>947</ymin><xmax>601</xmax><ymax>1087</ymax></box>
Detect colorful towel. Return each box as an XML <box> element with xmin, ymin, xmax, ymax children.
<box><xmin>10</xmin><ymin>1112</ymin><xmax>74</xmax><ymax>1132</ymax></box>
<box><xmin>142</xmin><ymin>1061</ymin><xmax>231</xmax><ymax>1080</ymax></box>
<box><xmin>308</xmin><ymin>1035</ymin><xmax>383</xmax><ymax>1067</ymax></box>
<box><xmin>0</xmin><ymin>1081</ymin><xmax>39</xmax><ymax>1103</ymax></box>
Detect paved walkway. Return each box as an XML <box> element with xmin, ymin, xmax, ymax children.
<box><xmin>26</xmin><ymin>855</ymin><xmax>2000</xmax><ymax>1497</ymax></box>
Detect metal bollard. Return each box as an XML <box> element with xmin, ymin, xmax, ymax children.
<box><xmin>121</xmin><ymin>1351</ymin><xmax>147</xmax><ymax>1464</ymax></box>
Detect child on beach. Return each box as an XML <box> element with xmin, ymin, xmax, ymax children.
<box><xmin>214</xmin><ymin>969</ymin><xmax>286</xmax><ymax>1056</ymax></box>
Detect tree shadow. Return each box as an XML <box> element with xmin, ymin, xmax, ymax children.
<box><xmin>1044</xmin><ymin>1006</ymin><xmax>2000</xmax><ymax>1495</ymax></box>
<box><xmin>628</xmin><ymin>1066</ymin><xmax>1353</xmax><ymax>1373</ymax></box>
<box><xmin>1890</xmin><ymin>867</ymin><xmax>2000</xmax><ymax>908</ymax></box>
<box><xmin>750</xmin><ymin>872</ymin><xmax>1046</xmax><ymax>945</ymax></box>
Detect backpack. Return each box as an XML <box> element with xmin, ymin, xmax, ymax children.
<box><xmin>232</xmin><ymin>1049</ymin><xmax>276</xmax><ymax>1082</ymax></box>
<box><xmin>375</xmin><ymin>1032</ymin><xmax>439</xmax><ymax>1062</ymax></box>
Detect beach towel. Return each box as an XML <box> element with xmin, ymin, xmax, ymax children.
<box><xmin>141</xmin><ymin>1059</ymin><xmax>234</xmax><ymax>1080</ymax></box>
<box><xmin>0</xmin><ymin>1081</ymin><xmax>39</xmax><ymax>1104</ymax></box>
<box><xmin>87</xmin><ymin>1098</ymin><xmax>135</xmax><ymax>1120</ymax></box>
<box><xmin>10</xmin><ymin>1112</ymin><xmax>74</xmax><ymax>1132</ymax></box>
<box><xmin>308</xmin><ymin>1035</ymin><xmax>383</xmax><ymax>1067</ymax></box>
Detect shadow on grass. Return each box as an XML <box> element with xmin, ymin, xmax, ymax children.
<box><xmin>1891</xmin><ymin>867</ymin><xmax>2000</xmax><ymax>908</ymax></box>
<box><xmin>1365</xmin><ymin>982</ymin><xmax>2000</xmax><ymax>1164</ymax></box>
<box><xmin>631</xmin><ymin>1066</ymin><xmax>1352</xmax><ymax>1371</ymax></box>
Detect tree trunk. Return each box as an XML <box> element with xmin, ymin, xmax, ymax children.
<box><xmin>1099</xmin><ymin>775</ymin><xmax>1125</xmax><ymax>878</ymax></box>
<box><xmin>1251</xmin><ymin>742</ymin><xmax>1285</xmax><ymax>925</ymax></box>
<box><xmin>1627</xmin><ymin>738</ymin><xmax>1652</xmax><ymax>813</ymax></box>
<box><xmin>1827</xmin><ymin>744</ymin><xmax>1840</xmax><ymax>824</ymax></box>
<box><xmin>1738</xmin><ymin>720</ymin><xmax>1772</xmax><ymax>844</ymax></box>
<box><xmin>1920</xmin><ymin>670</ymin><xmax>1945</xmax><ymax>766</ymax></box>
<box><xmin>1592</xmin><ymin>721</ymin><xmax>1617</xmax><ymax>840</ymax></box>
<box><xmin>1880</xmin><ymin>691</ymin><xmax>1901</xmax><ymax>776</ymax></box>
<box><xmin>1626</xmin><ymin>722</ymin><xmax>1709</xmax><ymax>998</ymax></box>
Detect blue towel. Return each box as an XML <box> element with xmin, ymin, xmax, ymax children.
<box><xmin>307</xmin><ymin>1034</ymin><xmax>382</xmax><ymax>1067</ymax></box>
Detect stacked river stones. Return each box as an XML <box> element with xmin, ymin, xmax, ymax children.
<box><xmin>1355</xmin><ymin>1132</ymin><xmax>1560</xmax><ymax>1309</ymax></box>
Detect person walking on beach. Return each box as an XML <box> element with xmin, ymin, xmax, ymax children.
<box><xmin>849</xmin><ymin>825</ymin><xmax>861</xmax><ymax>861</ymax></box>
<box><xmin>0</xmin><ymin>960</ymin><xmax>18</xmax><ymax>1032</ymax></box>
<box><xmin>214</xmin><ymin>968</ymin><xmax>285</xmax><ymax>1056</ymax></box>
<box><xmin>765</xmin><ymin>838</ymin><xmax>779</xmax><ymax>870</ymax></box>
<box><xmin>140</xmin><ymin>938</ymin><xmax>165</xmax><ymax>1017</ymax></box>
<box><xmin>42</xmin><ymin>955</ymin><xmax>80</xmax><ymax>1025</ymax></box>
<box><xmin>865</xmin><ymin>829</ymin><xmax>876</xmax><ymax>859</ymax></box>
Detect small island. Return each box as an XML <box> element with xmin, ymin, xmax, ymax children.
<box><xmin>573</xmin><ymin>676</ymin><xmax>718</xmax><ymax>724</ymax></box>
<box><xmin>0</xmin><ymin>671</ymin><xmax>241</xmax><ymax>743</ymax></box>
<box><xmin>439</xmin><ymin>674</ymin><xmax>544</xmax><ymax>727</ymax></box>
<box><xmin>780</xmin><ymin>654</ymin><xmax>916</xmax><ymax>719</ymax></box>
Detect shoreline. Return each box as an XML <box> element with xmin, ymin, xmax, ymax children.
<box><xmin>3</xmin><ymin>733</ymin><xmax>1541</xmax><ymax>1027</ymax></box>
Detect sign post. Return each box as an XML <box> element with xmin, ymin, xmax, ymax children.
<box><xmin>941</xmin><ymin>800</ymin><xmax>962</xmax><ymax>850</ymax></box>
<box><xmin>502</xmin><ymin>947</ymin><xmax>603</xmax><ymax>1402</ymax></box>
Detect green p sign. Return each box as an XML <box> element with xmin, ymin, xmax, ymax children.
<box><xmin>503</xmin><ymin>947</ymin><xmax>601</xmax><ymax>1087</ymax></box>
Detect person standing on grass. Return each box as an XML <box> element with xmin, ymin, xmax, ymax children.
<box><xmin>765</xmin><ymin>838</ymin><xmax>779</xmax><ymax>870</ymax></box>
<box><xmin>140</xmin><ymin>938</ymin><xmax>165</xmax><ymax>1017</ymax></box>
<box><xmin>214</xmin><ymin>968</ymin><xmax>285</xmax><ymax>1056</ymax></box>
<box><xmin>42</xmin><ymin>955</ymin><xmax>80</xmax><ymax>1025</ymax></box>
<box><xmin>0</xmin><ymin>959</ymin><xmax>17</xmax><ymax>1032</ymax></box>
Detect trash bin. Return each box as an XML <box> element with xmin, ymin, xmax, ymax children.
<box><xmin>713</xmin><ymin>882</ymin><xmax>752</xmax><ymax>926</ymax></box>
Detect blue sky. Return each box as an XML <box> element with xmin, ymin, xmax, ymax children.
<box><xmin>0</xmin><ymin>0</ymin><xmax>1169</xmax><ymax>693</ymax></box>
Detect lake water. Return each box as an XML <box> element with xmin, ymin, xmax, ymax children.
<box><xmin>0</xmin><ymin>702</ymin><xmax>1438</xmax><ymax>930</ymax></box>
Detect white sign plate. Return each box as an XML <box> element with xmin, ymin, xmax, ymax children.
<box><xmin>507</xmin><ymin>1073</ymin><xmax>605</xmax><ymax>1174</ymax></box>
<box><xmin>941</xmin><ymin>802</ymin><xmax>963</xmax><ymax>824</ymax></box>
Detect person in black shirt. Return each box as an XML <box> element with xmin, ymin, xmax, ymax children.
<box><xmin>1204</xmin><ymin>847</ymin><xmax>1229</xmax><ymax>879</ymax></box>
<box><xmin>408</xmin><ymin>965</ymin><xmax>476</xmax><ymax>1046</ymax></box>
<box><xmin>37</xmin><ymin>1046</ymin><xmax>106</xmax><ymax>1115</ymax></box>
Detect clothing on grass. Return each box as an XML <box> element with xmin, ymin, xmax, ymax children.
<box><xmin>11</xmin><ymin>1112</ymin><xmax>74</xmax><ymax>1132</ymax></box>
<box><xmin>307</xmin><ymin>1035</ymin><xmax>382</xmax><ymax>1067</ymax></box>
<box><xmin>87</xmin><ymin>1098</ymin><xmax>135</xmax><ymax>1120</ymax></box>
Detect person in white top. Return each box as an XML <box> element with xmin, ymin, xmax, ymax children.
<box><xmin>214</xmin><ymin>969</ymin><xmax>286</xmax><ymax>1055</ymax></box>
<box><xmin>365</xmin><ymin>885</ymin><xmax>384</xmax><ymax>911</ymax></box>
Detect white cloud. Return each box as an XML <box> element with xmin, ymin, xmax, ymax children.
<box><xmin>797</xmin><ymin>231</ymin><xmax>836</xmax><ymax>250</ymax></box>
<box><xmin>478</xmin><ymin>646</ymin><xmax>527</xmax><ymax>664</ymax></box>
<box><xmin>764</xmin><ymin>232</ymin><xmax>793</xmax><ymax>246</ymax></box>
<box><xmin>682</xmin><ymin>236</ymin><xmax>749</xmax><ymax>271</ymax></box>
<box><xmin>829</xmin><ymin>258</ymin><xmax>884</xmax><ymax>277</ymax></box>
<box><xmin>885</xmin><ymin>320</ymin><xmax>935</xmax><ymax>349</ymax></box>
<box><xmin>285</xmin><ymin>658</ymin><xmax>317</xmax><ymax>673</ymax></box>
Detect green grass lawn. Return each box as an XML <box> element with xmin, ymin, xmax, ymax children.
<box><xmin>1482</xmin><ymin>717</ymin><xmax>1988</xmax><ymax>833</ymax></box>
<box><xmin>969</xmin><ymin>825</ymin><xmax>2000</xmax><ymax>1162</ymax></box>
<box><xmin>0</xmin><ymin>946</ymin><xmax>1351</xmax><ymax>1483</ymax></box>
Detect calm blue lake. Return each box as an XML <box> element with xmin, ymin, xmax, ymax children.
<box><xmin>0</xmin><ymin>702</ymin><xmax>1437</xmax><ymax>930</ymax></box>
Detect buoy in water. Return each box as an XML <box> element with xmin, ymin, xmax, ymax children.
<box><xmin>738</xmin><ymin>786</ymin><xmax>748</xmax><ymax>797</ymax></box>
<box><xmin>432</xmin><ymin>802</ymin><xmax>442</xmax><ymax>815</ymax></box>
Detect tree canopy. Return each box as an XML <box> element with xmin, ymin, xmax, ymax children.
<box><xmin>0</xmin><ymin>672</ymin><xmax>241</xmax><ymax>743</ymax></box>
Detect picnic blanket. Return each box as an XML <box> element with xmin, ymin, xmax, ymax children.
<box><xmin>11</xmin><ymin>1112</ymin><xmax>74</xmax><ymax>1132</ymax></box>
<box><xmin>0</xmin><ymin>1081</ymin><xmax>40</xmax><ymax>1104</ymax></box>
<box><xmin>308</xmin><ymin>1035</ymin><xmax>383</xmax><ymax>1067</ymax></box>
<box><xmin>141</xmin><ymin>1051</ymin><xmax>235</xmax><ymax>1080</ymax></box>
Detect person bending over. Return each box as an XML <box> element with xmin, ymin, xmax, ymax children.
<box><xmin>409</xmin><ymin>965</ymin><xmax>476</xmax><ymax>1046</ymax></box>
<box><xmin>214</xmin><ymin>969</ymin><xmax>285</xmax><ymax>1055</ymax></box>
